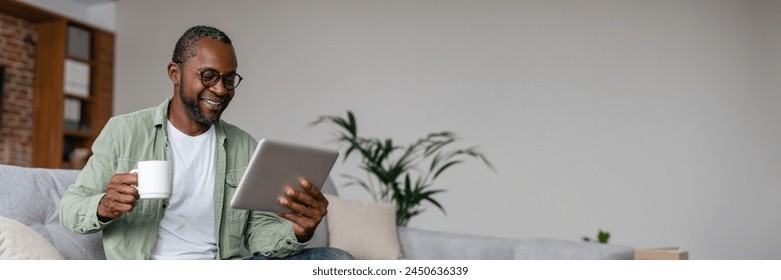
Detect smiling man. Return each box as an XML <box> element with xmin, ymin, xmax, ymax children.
<box><xmin>59</xmin><ymin>25</ymin><xmax>352</xmax><ymax>260</ymax></box>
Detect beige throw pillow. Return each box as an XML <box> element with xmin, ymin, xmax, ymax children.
<box><xmin>324</xmin><ymin>194</ymin><xmax>404</xmax><ymax>260</ymax></box>
<box><xmin>0</xmin><ymin>216</ymin><xmax>64</xmax><ymax>260</ymax></box>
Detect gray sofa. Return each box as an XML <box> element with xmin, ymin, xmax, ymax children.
<box><xmin>0</xmin><ymin>164</ymin><xmax>634</xmax><ymax>260</ymax></box>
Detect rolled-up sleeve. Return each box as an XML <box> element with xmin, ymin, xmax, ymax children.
<box><xmin>245</xmin><ymin>211</ymin><xmax>308</xmax><ymax>258</ymax></box>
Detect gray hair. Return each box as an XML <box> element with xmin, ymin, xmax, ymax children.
<box><xmin>172</xmin><ymin>25</ymin><xmax>233</xmax><ymax>65</ymax></box>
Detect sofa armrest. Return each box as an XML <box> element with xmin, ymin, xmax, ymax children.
<box><xmin>0</xmin><ymin>165</ymin><xmax>105</xmax><ymax>260</ymax></box>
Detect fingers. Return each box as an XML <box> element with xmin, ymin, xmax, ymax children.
<box><xmin>278</xmin><ymin>194</ymin><xmax>317</xmax><ymax>218</ymax></box>
<box><xmin>110</xmin><ymin>186</ymin><xmax>140</xmax><ymax>204</ymax></box>
<box><xmin>278</xmin><ymin>179</ymin><xmax>328</xmax><ymax>219</ymax></box>
<box><xmin>277</xmin><ymin>212</ymin><xmax>313</xmax><ymax>230</ymax></box>
<box><xmin>100</xmin><ymin>195</ymin><xmax>135</xmax><ymax>215</ymax></box>
<box><xmin>277</xmin><ymin>179</ymin><xmax>329</xmax><ymax>242</ymax></box>
<box><xmin>111</xmin><ymin>172</ymin><xmax>140</xmax><ymax>186</ymax></box>
<box><xmin>107</xmin><ymin>173</ymin><xmax>140</xmax><ymax>201</ymax></box>
<box><xmin>299</xmin><ymin>179</ymin><xmax>326</xmax><ymax>200</ymax></box>
<box><xmin>97</xmin><ymin>173</ymin><xmax>140</xmax><ymax>221</ymax></box>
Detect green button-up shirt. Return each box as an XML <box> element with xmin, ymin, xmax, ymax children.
<box><xmin>59</xmin><ymin>97</ymin><xmax>306</xmax><ymax>260</ymax></box>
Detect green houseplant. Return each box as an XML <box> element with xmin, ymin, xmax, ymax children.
<box><xmin>311</xmin><ymin>111</ymin><xmax>494</xmax><ymax>226</ymax></box>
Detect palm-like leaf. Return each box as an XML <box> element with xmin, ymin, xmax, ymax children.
<box><xmin>312</xmin><ymin>111</ymin><xmax>494</xmax><ymax>226</ymax></box>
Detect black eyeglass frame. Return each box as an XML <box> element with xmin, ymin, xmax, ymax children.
<box><xmin>178</xmin><ymin>62</ymin><xmax>243</xmax><ymax>90</ymax></box>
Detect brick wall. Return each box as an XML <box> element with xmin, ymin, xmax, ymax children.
<box><xmin>0</xmin><ymin>13</ymin><xmax>36</xmax><ymax>166</ymax></box>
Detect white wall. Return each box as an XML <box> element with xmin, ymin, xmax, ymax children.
<box><xmin>115</xmin><ymin>0</ymin><xmax>781</xmax><ymax>259</ymax></box>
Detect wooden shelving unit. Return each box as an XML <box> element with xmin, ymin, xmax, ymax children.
<box><xmin>0</xmin><ymin>0</ymin><xmax>114</xmax><ymax>169</ymax></box>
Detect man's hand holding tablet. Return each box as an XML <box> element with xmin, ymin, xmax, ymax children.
<box><xmin>230</xmin><ymin>139</ymin><xmax>338</xmax><ymax>242</ymax></box>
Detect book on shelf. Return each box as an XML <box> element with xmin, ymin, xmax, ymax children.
<box><xmin>67</xmin><ymin>25</ymin><xmax>91</xmax><ymax>60</ymax></box>
<box><xmin>63</xmin><ymin>97</ymin><xmax>82</xmax><ymax>131</ymax></box>
<box><xmin>64</xmin><ymin>58</ymin><xmax>90</xmax><ymax>97</ymax></box>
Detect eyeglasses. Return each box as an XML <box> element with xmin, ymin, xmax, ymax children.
<box><xmin>180</xmin><ymin>63</ymin><xmax>243</xmax><ymax>90</ymax></box>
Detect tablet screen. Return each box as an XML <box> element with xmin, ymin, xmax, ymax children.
<box><xmin>229</xmin><ymin>139</ymin><xmax>338</xmax><ymax>213</ymax></box>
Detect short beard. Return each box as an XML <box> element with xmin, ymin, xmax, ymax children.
<box><xmin>179</xmin><ymin>81</ymin><xmax>224</xmax><ymax>125</ymax></box>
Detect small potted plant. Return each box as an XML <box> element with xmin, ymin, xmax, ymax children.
<box><xmin>583</xmin><ymin>230</ymin><xmax>611</xmax><ymax>244</ymax></box>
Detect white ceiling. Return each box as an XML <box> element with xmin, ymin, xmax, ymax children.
<box><xmin>23</xmin><ymin>0</ymin><xmax>118</xmax><ymax>31</ymax></box>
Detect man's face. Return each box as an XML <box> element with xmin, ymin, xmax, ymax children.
<box><xmin>177</xmin><ymin>38</ymin><xmax>237</xmax><ymax>125</ymax></box>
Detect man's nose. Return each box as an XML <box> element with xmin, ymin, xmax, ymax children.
<box><xmin>210</xmin><ymin>78</ymin><xmax>228</xmax><ymax>96</ymax></box>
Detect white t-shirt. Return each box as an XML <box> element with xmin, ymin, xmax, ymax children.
<box><xmin>151</xmin><ymin>121</ymin><xmax>218</xmax><ymax>259</ymax></box>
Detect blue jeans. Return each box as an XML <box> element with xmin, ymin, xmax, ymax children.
<box><xmin>242</xmin><ymin>248</ymin><xmax>354</xmax><ymax>260</ymax></box>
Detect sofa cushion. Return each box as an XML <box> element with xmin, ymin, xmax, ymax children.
<box><xmin>324</xmin><ymin>194</ymin><xmax>403</xmax><ymax>260</ymax></box>
<box><xmin>513</xmin><ymin>239</ymin><xmax>635</xmax><ymax>260</ymax></box>
<box><xmin>0</xmin><ymin>216</ymin><xmax>64</xmax><ymax>259</ymax></box>
<box><xmin>0</xmin><ymin>164</ymin><xmax>105</xmax><ymax>259</ymax></box>
<box><xmin>397</xmin><ymin>227</ymin><xmax>528</xmax><ymax>259</ymax></box>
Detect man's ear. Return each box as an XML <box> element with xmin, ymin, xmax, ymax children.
<box><xmin>167</xmin><ymin>62</ymin><xmax>180</xmax><ymax>85</ymax></box>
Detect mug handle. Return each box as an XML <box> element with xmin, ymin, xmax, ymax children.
<box><xmin>129</xmin><ymin>169</ymin><xmax>139</xmax><ymax>188</ymax></box>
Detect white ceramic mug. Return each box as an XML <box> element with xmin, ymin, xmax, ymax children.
<box><xmin>130</xmin><ymin>160</ymin><xmax>171</xmax><ymax>199</ymax></box>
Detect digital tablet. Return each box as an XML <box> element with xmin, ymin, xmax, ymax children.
<box><xmin>230</xmin><ymin>138</ymin><xmax>338</xmax><ymax>213</ymax></box>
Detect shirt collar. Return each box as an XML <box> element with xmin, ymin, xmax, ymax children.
<box><xmin>153</xmin><ymin>96</ymin><xmax>172</xmax><ymax>127</ymax></box>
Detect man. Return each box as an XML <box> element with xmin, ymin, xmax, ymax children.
<box><xmin>60</xmin><ymin>25</ymin><xmax>352</xmax><ymax>260</ymax></box>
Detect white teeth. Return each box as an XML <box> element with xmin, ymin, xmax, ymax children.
<box><xmin>203</xmin><ymin>99</ymin><xmax>221</xmax><ymax>105</ymax></box>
